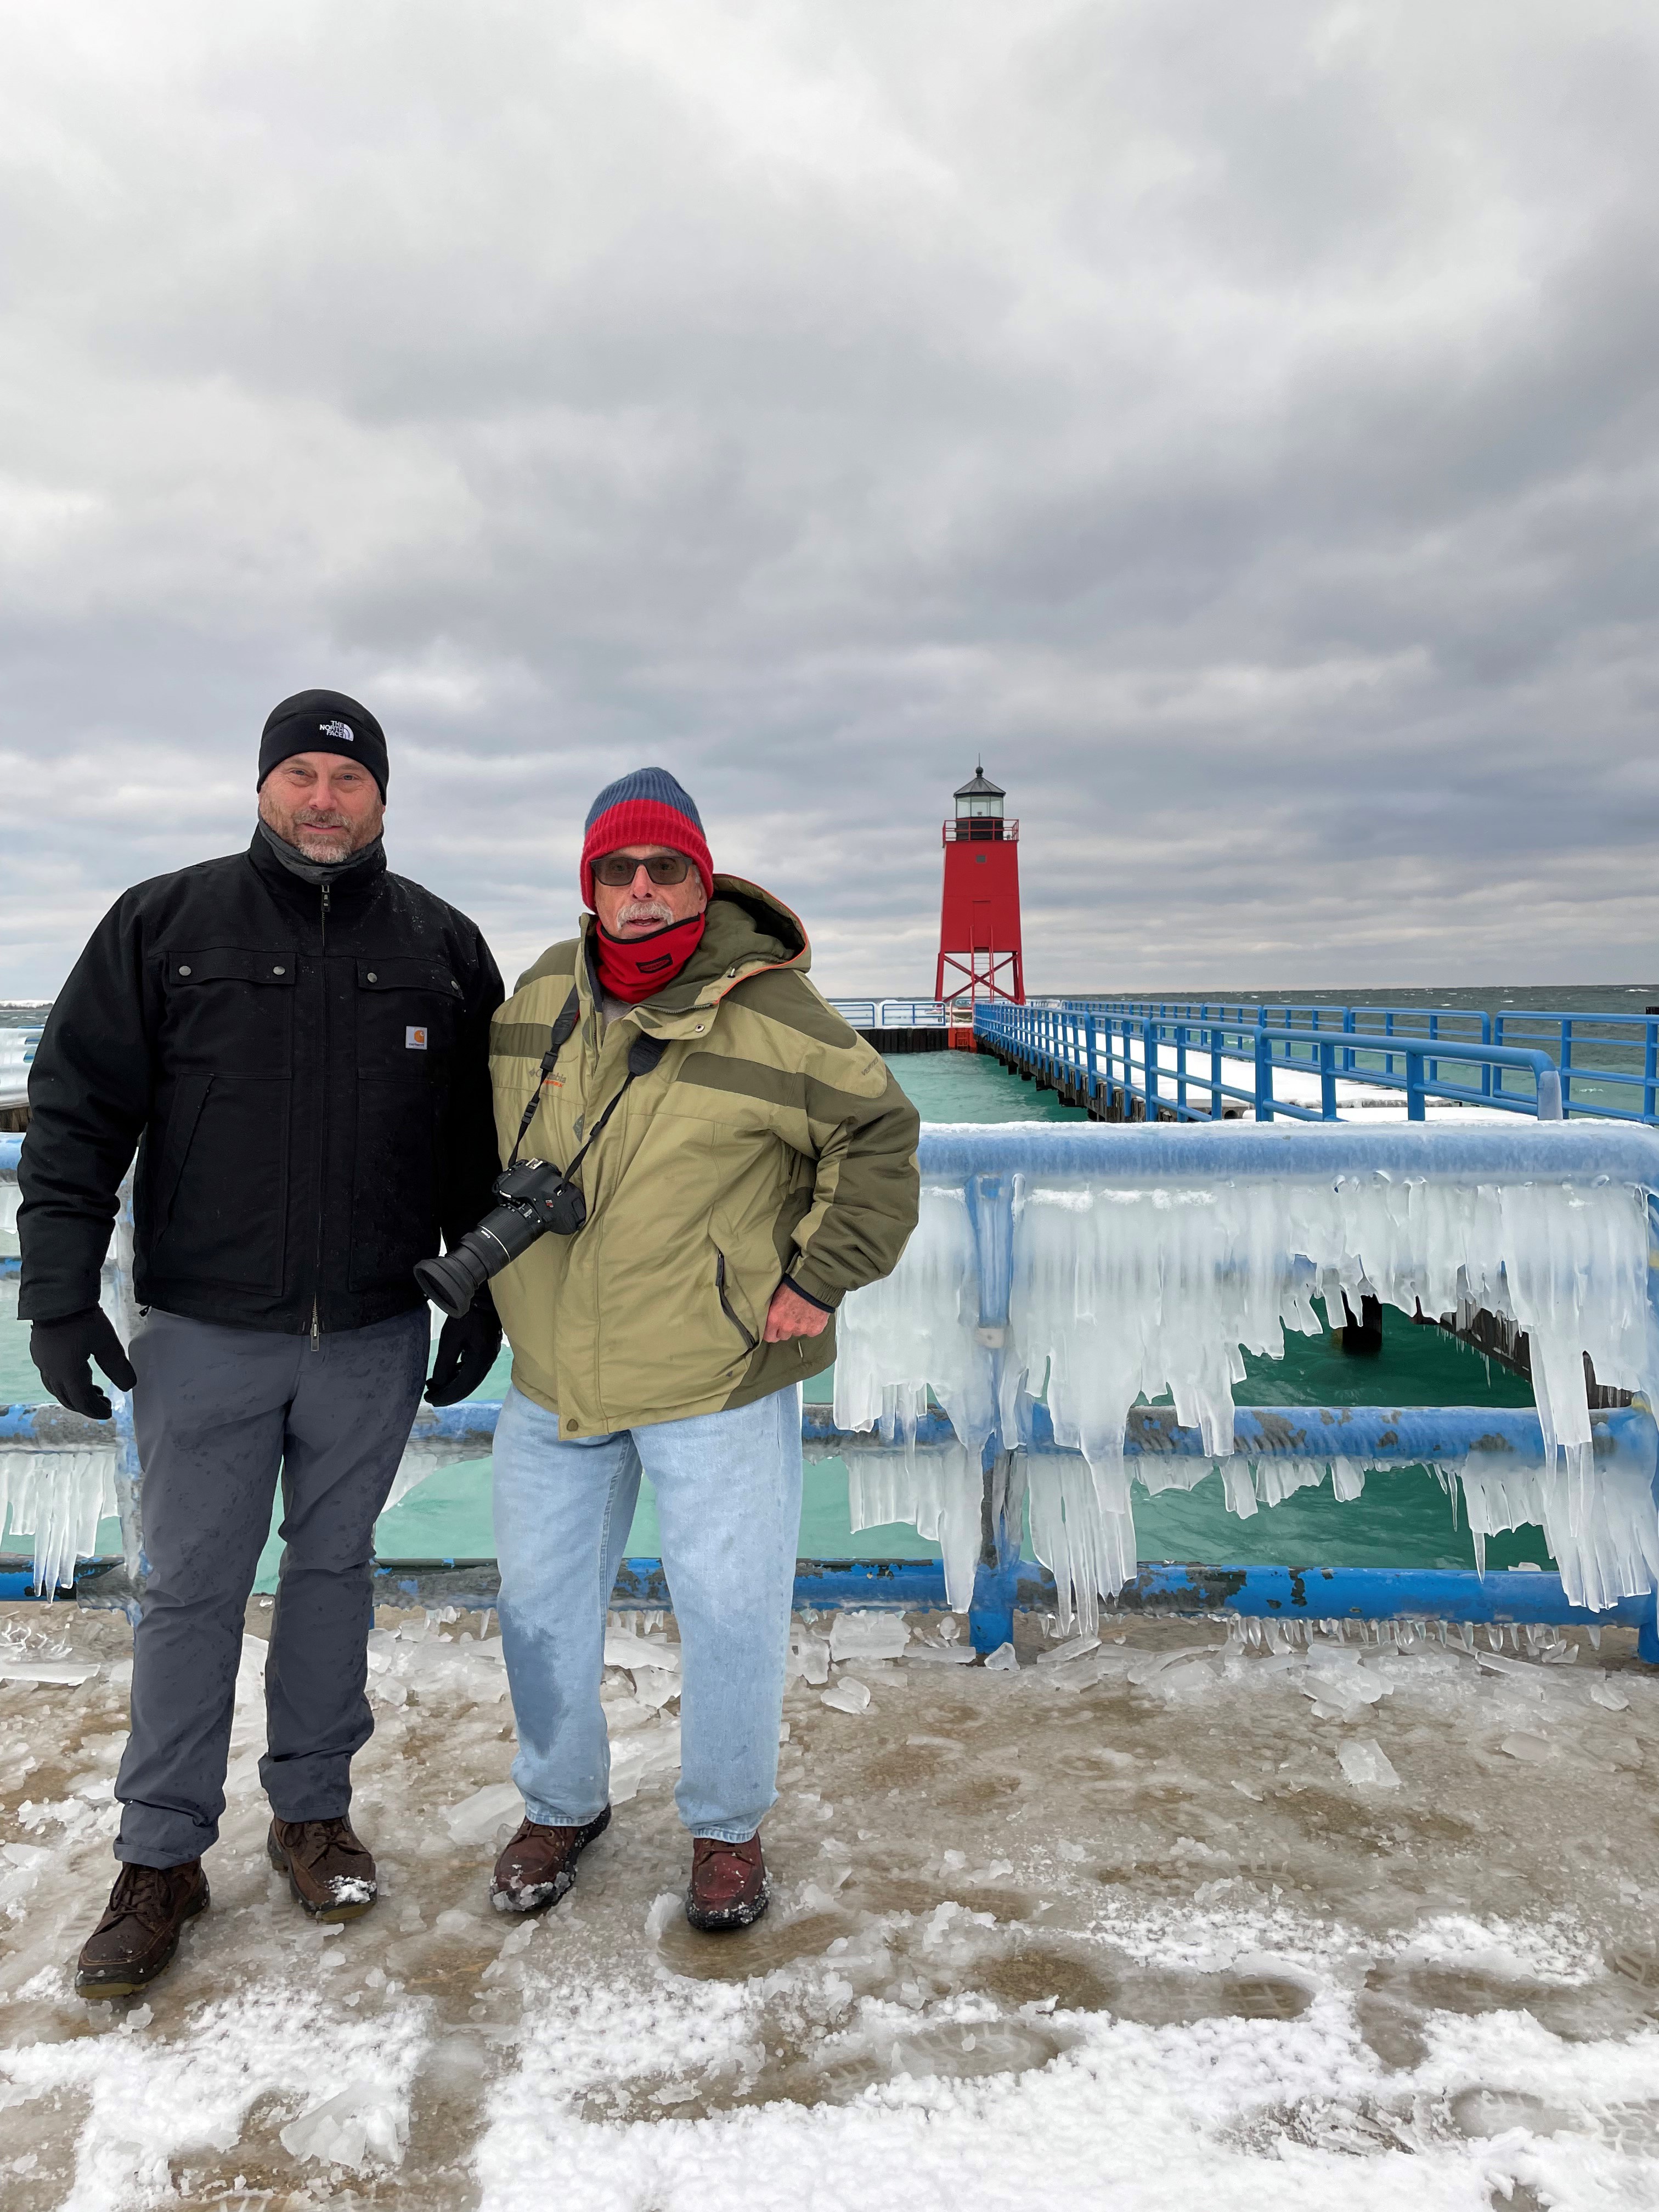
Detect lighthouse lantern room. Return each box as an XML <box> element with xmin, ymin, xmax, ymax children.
<box><xmin>934</xmin><ymin>764</ymin><xmax>1025</xmax><ymax>1006</ymax></box>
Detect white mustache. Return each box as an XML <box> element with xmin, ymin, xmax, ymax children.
<box><xmin>617</xmin><ymin>899</ymin><xmax>675</xmax><ymax>925</ymax></box>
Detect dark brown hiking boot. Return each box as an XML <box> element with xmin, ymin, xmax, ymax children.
<box><xmin>267</xmin><ymin>1817</ymin><xmax>377</xmax><ymax>1922</ymax></box>
<box><xmin>75</xmin><ymin>1860</ymin><xmax>208</xmax><ymax>1999</ymax></box>
<box><xmin>686</xmin><ymin>1835</ymin><xmax>769</xmax><ymax>1932</ymax></box>
<box><xmin>490</xmin><ymin>1806</ymin><xmax>611</xmax><ymax>1915</ymax></box>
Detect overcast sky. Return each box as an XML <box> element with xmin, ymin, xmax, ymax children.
<box><xmin>2</xmin><ymin>0</ymin><xmax>1656</xmax><ymax>1000</ymax></box>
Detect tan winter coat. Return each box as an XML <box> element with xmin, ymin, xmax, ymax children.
<box><xmin>487</xmin><ymin>877</ymin><xmax>921</xmax><ymax>1435</ymax></box>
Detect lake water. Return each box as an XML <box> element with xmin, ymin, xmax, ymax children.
<box><xmin>1</xmin><ymin>1030</ymin><xmax>1559</xmax><ymax>1587</ymax></box>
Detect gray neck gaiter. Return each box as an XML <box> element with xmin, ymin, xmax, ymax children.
<box><xmin>257</xmin><ymin>820</ymin><xmax>385</xmax><ymax>888</ymax></box>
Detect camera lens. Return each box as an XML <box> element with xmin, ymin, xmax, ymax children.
<box><xmin>414</xmin><ymin>1240</ymin><xmax>494</xmax><ymax>1318</ymax></box>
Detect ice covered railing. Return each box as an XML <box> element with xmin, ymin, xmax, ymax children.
<box><xmin>834</xmin><ymin>1122</ymin><xmax>1659</xmax><ymax>1632</ymax></box>
<box><xmin>1</xmin><ymin>1134</ymin><xmax>138</xmax><ymax>1596</ymax></box>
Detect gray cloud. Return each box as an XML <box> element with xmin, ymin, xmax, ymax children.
<box><xmin>2</xmin><ymin>0</ymin><xmax>1657</xmax><ymax>998</ymax></box>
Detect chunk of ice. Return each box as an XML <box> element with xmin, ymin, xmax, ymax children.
<box><xmin>0</xmin><ymin>1657</ymin><xmax>100</xmax><ymax>1685</ymax></box>
<box><xmin>444</xmin><ymin>1783</ymin><xmax>522</xmax><ymax>1845</ymax></box>
<box><xmin>1499</xmin><ymin>1731</ymin><xmax>1554</xmax><ymax>1761</ymax></box>
<box><xmin>279</xmin><ymin>2080</ymin><xmax>407</xmax><ymax>2172</ymax></box>
<box><xmin>821</xmin><ymin>1678</ymin><xmax>872</xmax><ymax>1714</ymax></box>
<box><xmin>603</xmin><ymin>1629</ymin><xmax>679</xmax><ymax>1673</ymax></box>
<box><xmin>983</xmin><ymin>1642</ymin><xmax>1019</xmax><ymax>1671</ymax></box>
<box><xmin>609</xmin><ymin>1721</ymin><xmax>681</xmax><ymax>1802</ymax></box>
<box><xmin>1336</xmin><ymin>1739</ymin><xmax>1401</xmax><ymax>1788</ymax></box>
<box><xmin>828</xmin><ymin>1611</ymin><xmax>909</xmax><ymax>1662</ymax></box>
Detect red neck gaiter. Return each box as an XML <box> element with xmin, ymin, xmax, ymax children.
<box><xmin>592</xmin><ymin>912</ymin><xmax>708</xmax><ymax>1004</ymax></box>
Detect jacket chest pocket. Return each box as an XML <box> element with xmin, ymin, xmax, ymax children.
<box><xmin>162</xmin><ymin>947</ymin><xmax>297</xmax><ymax>1073</ymax></box>
<box><xmin>354</xmin><ymin>957</ymin><xmax>464</xmax><ymax>1073</ymax></box>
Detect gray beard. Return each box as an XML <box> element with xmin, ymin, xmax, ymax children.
<box><xmin>256</xmin><ymin>819</ymin><xmax>384</xmax><ymax>886</ymax></box>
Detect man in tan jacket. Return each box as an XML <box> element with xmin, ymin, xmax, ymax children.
<box><xmin>485</xmin><ymin>768</ymin><xmax>920</xmax><ymax>1929</ymax></box>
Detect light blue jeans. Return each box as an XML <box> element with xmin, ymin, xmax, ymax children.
<box><xmin>492</xmin><ymin>1382</ymin><xmax>803</xmax><ymax>1843</ymax></box>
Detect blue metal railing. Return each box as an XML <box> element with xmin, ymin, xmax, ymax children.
<box><xmin>978</xmin><ymin>1001</ymin><xmax>1567</xmax><ymax>1122</ymax></box>
<box><xmin>826</xmin><ymin>999</ymin><xmax>957</xmax><ymax>1029</ymax></box>
<box><xmin>0</xmin><ymin>1025</ymin><xmax>41</xmax><ymax>1110</ymax></box>
<box><xmin>5</xmin><ymin>1123</ymin><xmax>1658</xmax><ymax>1661</ymax></box>
<box><xmin>1055</xmin><ymin>998</ymin><xmax>1659</xmax><ymax>1123</ymax></box>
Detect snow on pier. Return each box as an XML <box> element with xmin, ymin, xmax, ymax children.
<box><xmin>2</xmin><ymin>1598</ymin><xmax>1658</xmax><ymax>2207</ymax></box>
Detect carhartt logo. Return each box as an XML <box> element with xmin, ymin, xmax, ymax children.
<box><xmin>406</xmin><ymin>1027</ymin><xmax>427</xmax><ymax>1049</ymax></box>
<box><xmin>319</xmin><ymin>719</ymin><xmax>354</xmax><ymax>742</ymax></box>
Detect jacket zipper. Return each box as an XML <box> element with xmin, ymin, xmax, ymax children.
<box><xmin>311</xmin><ymin>879</ymin><xmax>330</xmax><ymax>1348</ymax></box>
<box><xmin>714</xmin><ymin>1250</ymin><xmax>758</xmax><ymax>1351</ymax></box>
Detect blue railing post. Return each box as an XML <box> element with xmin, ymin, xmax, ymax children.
<box><xmin>1142</xmin><ymin>1020</ymin><xmax>1159</xmax><ymax>1120</ymax></box>
<box><xmin>1210</xmin><ymin>1020</ymin><xmax>1223</xmax><ymax>1120</ymax></box>
<box><xmin>1254</xmin><ymin>1018</ymin><xmax>1273</xmax><ymax>1121</ymax></box>
<box><xmin>1319</xmin><ymin>1039</ymin><xmax>1336</xmax><ymax>1121</ymax></box>
<box><xmin>1406</xmin><ymin>1049</ymin><xmax>1425</xmax><ymax>1121</ymax></box>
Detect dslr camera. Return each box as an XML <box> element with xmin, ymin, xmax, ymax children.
<box><xmin>414</xmin><ymin>1023</ymin><xmax>664</xmax><ymax>1318</ymax></box>
<box><xmin>415</xmin><ymin>1156</ymin><xmax>589</xmax><ymax>1317</ymax></box>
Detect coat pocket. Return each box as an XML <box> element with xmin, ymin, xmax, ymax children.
<box><xmin>149</xmin><ymin>1074</ymin><xmax>291</xmax><ymax>1291</ymax></box>
<box><xmin>714</xmin><ymin>1248</ymin><xmax>759</xmax><ymax>1352</ymax></box>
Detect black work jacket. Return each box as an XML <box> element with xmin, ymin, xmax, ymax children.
<box><xmin>18</xmin><ymin>833</ymin><xmax>504</xmax><ymax>1333</ymax></box>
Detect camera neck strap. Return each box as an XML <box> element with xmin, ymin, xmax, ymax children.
<box><xmin>507</xmin><ymin>986</ymin><xmax>665</xmax><ymax>1175</ymax></box>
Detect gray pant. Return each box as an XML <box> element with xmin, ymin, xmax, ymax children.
<box><xmin>115</xmin><ymin>1306</ymin><xmax>428</xmax><ymax>1867</ymax></box>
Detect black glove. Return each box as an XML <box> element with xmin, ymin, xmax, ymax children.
<box><xmin>30</xmin><ymin>1307</ymin><xmax>137</xmax><ymax>1421</ymax></box>
<box><xmin>425</xmin><ymin>1296</ymin><xmax>503</xmax><ymax>1408</ymax></box>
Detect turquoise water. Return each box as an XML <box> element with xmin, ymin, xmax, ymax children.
<box><xmin>2</xmin><ymin>1041</ymin><xmax>1551</xmax><ymax>1581</ymax></box>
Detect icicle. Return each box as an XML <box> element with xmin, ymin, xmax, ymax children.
<box><xmin>0</xmin><ymin>1449</ymin><xmax>120</xmax><ymax>1597</ymax></box>
<box><xmin>834</xmin><ymin>1157</ymin><xmax>1659</xmax><ymax>1615</ymax></box>
<box><xmin>848</xmin><ymin>1444</ymin><xmax>983</xmax><ymax>1613</ymax></box>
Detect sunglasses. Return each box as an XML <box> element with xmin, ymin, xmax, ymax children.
<box><xmin>591</xmin><ymin>853</ymin><xmax>693</xmax><ymax>887</ymax></box>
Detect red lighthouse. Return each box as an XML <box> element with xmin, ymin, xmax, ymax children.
<box><xmin>934</xmin><ymin>764</ymin><xmax>1025</xmax><ymax>1006</ymax></box>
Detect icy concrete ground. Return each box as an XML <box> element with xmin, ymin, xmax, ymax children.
<box><xmin>2</xmin><ymin>1601</ymin><xmax>1658</xmax><ymax>2211</ymax></box>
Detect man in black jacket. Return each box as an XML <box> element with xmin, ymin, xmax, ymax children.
<box><xmin>18</xmin><ymin>689</ymin><xmax>505</xmax><ymax>1997</ymax></box>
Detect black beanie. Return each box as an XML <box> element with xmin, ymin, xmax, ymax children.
<box><xmin>257</xmin><ymin>689</ymin><xmax>388</xmax><ymax>798</ymax></box>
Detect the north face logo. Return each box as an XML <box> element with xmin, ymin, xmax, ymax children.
<box><xmin>319</xmin><ymin>719</ymin><xmax>354</xmax><ymax>742</ymax></box>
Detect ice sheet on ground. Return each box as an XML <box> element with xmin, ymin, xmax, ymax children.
<box><xmin>4</xmin><ymin>1600</ymin><xmax>1659</xmax><ymax>2208</ymax></box>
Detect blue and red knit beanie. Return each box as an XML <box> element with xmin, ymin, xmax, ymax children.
<box><xmin>580</xmin><ymin>768</ymin><xmax>714</xmax><ymax>909</ymax></box>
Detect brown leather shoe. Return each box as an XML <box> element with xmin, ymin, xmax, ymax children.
<box><xmin>490</xmin><ymin>1806</ymin><xmax>611</xmax><ymax>1915</ymax></box>
<box><xmin>267</xmin><ymin>1816</ymin><xmax>377</xmax><ymax>1922</ymax></box>
<box><xmin>75</xmin><ymin>1860</ymin><xmax>209</xmax><ymax>1999</ymax></box>
<box><xmin>686</xmin><ymin>1835</ymin><xmax>769</xmax><ymax>1932</ymax></box>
